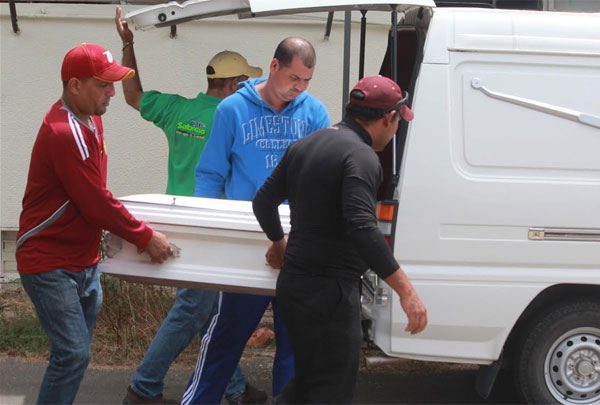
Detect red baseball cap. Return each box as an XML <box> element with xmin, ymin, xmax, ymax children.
<box><xmin>349</xmin><ymin>75</ymin><xmax>414</xmax><ymax>121</ymax></box>
<box><xmin>61</xmin><ymin>43</ymin><xmax>135</xmax><ymax>82</ymax></box>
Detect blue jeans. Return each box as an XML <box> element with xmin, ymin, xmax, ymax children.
<box><xmin>20</xmin><ymin>264</ymin><xmax>102</xmax><ymax>405</ymax></box>
<box><xmin>130</xmin><ymin>288</ymin><xmax>246</xmax><ymax>402</ymax></box>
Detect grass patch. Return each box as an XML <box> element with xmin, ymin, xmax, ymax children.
<box><xmin>0</xmin><ymin>275</ymin><xmax>203</xmax><ymax>367</ymax></box>
<box><xmin>0</xmin><ymin>286</ymin><xmax>49</xmax><ymax>356</ymax></box>
<box><xmin>93</xmin><ymin>275</ymin><xmax>202</xmax><ymax>367</ymax></box>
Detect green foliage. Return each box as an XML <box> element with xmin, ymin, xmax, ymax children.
<box><xmin>0</xmin><ymin>285</ymin><xmax>49</xmax><ymax>355</ymax></box>
<box><xmin>0</xmin><ymin>275</ymin><xmax>199</xmax><ymax>366</ymax></box>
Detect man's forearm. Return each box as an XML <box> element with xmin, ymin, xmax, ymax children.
<box><xmin>121</xmin><ymin>44</ymin><xmax>143</xmax><ymax>110</ymax></box>
<box><xmin>384</xmin><ymin>267</ymin><xmax>428</xmax><ymax>335</ymax></box>
<box><xmin>384</xmin><ymin>268</ymin><xmax>417</xmax><ymax>301</ymax></box>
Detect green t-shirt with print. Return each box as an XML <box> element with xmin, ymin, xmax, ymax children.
<box><xmin>140</xmin><ymin>91</ymin><xmax>221</xmax><ymax>196</ymax></box>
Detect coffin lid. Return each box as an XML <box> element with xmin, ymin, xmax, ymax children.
<box><xmin>120</xmin><ymin>193</ymin><xmax>290</xmax><ymax>233</ymax></box>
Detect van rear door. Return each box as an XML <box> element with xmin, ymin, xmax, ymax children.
<box><xmin>126</xmin><ymin>0</ymin><xmax>436</xmax><ymax>31</ymax></box>
<box><xmin>363</xmin><ymin>7</ymin><xmax>600</xmax><ymax>364</ymax></box>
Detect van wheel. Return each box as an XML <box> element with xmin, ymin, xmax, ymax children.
<box><xmin>514</xmin><ymin>300</ymin><xmax>600</xmax><ymax>404</ymax></box>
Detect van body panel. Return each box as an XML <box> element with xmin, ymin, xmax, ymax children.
<box><xmin>371</xmin><ymin>265</ymin><xmax>600</xmax><ymax>363</ymax></box>
<box><xmin>447</xmin><ymin>8</ymin><xmax>600</xmax><ymax>55</ymax></box>
<box><xmin>421</xmin><ymin>9</ymin><xmax>450</xmax><ymax>64</ymax></box>
<box><xmin>423</xmin><ymin>8</ymin><xmax>600</xmax><ymax>64</ymax></box>
<box><xmin>394</xmin><ymin>22</ymin><xmax>600</xmax><ymax>269</ymax></box>
<box><xmin>364</xmin><ymin>7</ymin><xmax>600</xmax><ymax>365</ymax></box>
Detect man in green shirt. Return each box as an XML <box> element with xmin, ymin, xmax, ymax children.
<box><xmin>115</xmin><ymin>7</ymin><xmax>265</xmax><ymax>404</ymax></box>
<box><xmin>138</xmin><ymin>90</ymin><xmax>220</xmax><ymax>196</ymax></box>
<box><xmin>117</xmin><ymin>9</ymin><xmax>261</xmax><ymax>197</ymax></box>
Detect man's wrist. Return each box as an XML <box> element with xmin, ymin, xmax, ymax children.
<box><xmin>122</xmin><ymin>41</ymin><xmax>134</xmax><ymax>51</ymax></box>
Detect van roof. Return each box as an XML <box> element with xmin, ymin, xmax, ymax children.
<box><xmin>424</xmin><ymin>8</ymin><xmax>600</xmax><ymax>61</ymax></box>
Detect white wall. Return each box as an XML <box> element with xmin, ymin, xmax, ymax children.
<box><xmin>0</xmin><ymin>3</ymin><xmax>391</xmax><ymax>230</ymax></box>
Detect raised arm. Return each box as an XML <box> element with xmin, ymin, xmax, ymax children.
<box><xmin>115</xmin><ymin>6</ymin><xmax>143</xmax><ymax>110</ymax></box>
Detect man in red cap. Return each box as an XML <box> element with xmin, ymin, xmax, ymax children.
<box><xmin>253</xmin><ymin>75</ymin><xmax>427</xmax><ymax>404</ymax></box>
<box><xmin>16</xmin><ymin>43</ymin><xmax>173</xmax><ymax>404</ymax></box>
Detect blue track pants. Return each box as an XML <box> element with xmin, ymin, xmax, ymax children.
<box><xmin>181</xmin><ymin>292</ymin><xmax>294</xmax><ymax>405</ymax></box>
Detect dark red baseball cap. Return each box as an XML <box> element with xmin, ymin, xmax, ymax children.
<box><xmin>349</xmin><ymin>75</ymin><xmax>414</xmax><ymax>121</ymax></box>
<box><xmin>61</xmin><ymin>43</ymin><xmax>135</xmax><ymax>82</ymax></box>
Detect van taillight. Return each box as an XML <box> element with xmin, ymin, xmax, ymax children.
<box><xmin>377</xmin><ymin>204</ymin><xmax>395</xmax><ymax>221</ymax></box>
<box><xmin>377</xmin><ymin>200</ymin><xmax>399</xmax><ymax>251</ymax></box>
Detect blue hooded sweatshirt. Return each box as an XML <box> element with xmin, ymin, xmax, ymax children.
<box><xmin>195</xmin><ymin>78</ymin><xmax>330</xmax><ymax>201</ymax></box>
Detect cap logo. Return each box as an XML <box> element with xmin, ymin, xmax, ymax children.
<box><xmin>103</xmin><ymin>50</ymin><xmax>114</xmax><ymax>64</ymax></box>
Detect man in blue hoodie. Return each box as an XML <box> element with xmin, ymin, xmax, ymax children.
<box><xmin>183</xmin><ymin>38</ymin><xmax>330</xmax><ymax>405</ymax></box>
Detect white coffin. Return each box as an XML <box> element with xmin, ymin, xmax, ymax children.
<box><xmin>101</xmin><ymin>194</ymin><xmax>290</xmax><ymax>296</ymax></box>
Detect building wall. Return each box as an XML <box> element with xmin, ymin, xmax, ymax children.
<box><xmin>0</xmin><ymin>3</ymin><xmax>391</xmax><ymax>275</ymax></box>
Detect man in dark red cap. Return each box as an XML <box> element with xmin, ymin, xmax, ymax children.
<box><xmin>16</xmin><ymin>43</ymin><xmax>173</xmax><ymax>404</ymax></box>
<box><xmin>253</xmin><ymin>75</ymin><xmax>427</xmax><ymax>404</ymax></box>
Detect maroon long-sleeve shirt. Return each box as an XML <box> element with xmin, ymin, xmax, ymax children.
<box><xmin>16</xmin><ymin>99</ymin><xmax>152</xmax><ymax>274</ymax></box>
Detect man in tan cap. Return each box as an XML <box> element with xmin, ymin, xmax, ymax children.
<box><xmin>115</xmin><ymin>7</ymin><xmax>266</xmax><ymax>405</ymax></box>
<box><xmin>16</xmin><ymin>42</ymin><xmax>172</xmax><ymax>404</ymax></box>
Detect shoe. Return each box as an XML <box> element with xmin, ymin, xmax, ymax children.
<box><xmin>123</xmin><ymin>385</ymin><xmax>178</xmax><ymax>404</ymax></box>
<box><xmin>232</xmin><ymin>383</ymin><xmax>268</xmax><ymax>405</ymax></box>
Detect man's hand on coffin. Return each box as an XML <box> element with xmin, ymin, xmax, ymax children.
<box><xmin>142</xmin><ymin>230</ymin><xmax>173</xmax><ymax>263</ymax></box>
<box><xmin>265</xmin><ymin>237</ymin><xmax>287</xmax><ymax>269</ymax></box>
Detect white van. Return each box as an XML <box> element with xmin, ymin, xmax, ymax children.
<box><xmin>102</xmin><ymin>2</ymin><xmax>600</xmax><ymax>404</ymax></box>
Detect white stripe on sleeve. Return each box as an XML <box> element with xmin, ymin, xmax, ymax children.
<box><xmin>72</xmin><ymin>115</ymin><xmax>89</xmax><ymax>159</ymax></box>
<box><xmin>68</xmin><ymin>113</ymin><xmax>89</xmax><ymax>160</ymax></box>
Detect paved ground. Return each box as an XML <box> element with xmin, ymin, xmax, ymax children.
<box><xmin>0</xmin><ymin>282</ymin><xmax>519</xmax><ymax>404</ymax></box>
<box><xmin>0</xmin><ymin>350</ymin><xmax>519</xmax><ymax>404</ymax></box>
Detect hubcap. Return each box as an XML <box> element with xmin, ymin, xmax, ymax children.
<box><xmin>544</xmin><ymin>327</ymin><xmax>600</xmax><ymax>404</ymax></box>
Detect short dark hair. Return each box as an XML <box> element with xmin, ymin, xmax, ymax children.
<box><xmin>207</xmin><ymin>76</ymin><xmax>244</xmax><ymax>91</ymax></box>
<box><xmin>274</xmin><ymin>37</ymin><xmax>316</xmax><ymax>68</ymax></box>
<box><xmin>345</xmin><ymin>102</ymin><xmax>391</xmax><ymax>123</ymax></box>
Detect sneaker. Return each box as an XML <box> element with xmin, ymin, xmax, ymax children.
<box><xmin>123</xmin><ymin>385</ymin><xmax>178</xmax><ymax>405</ymax></box>
<box><xmin>230</xmin><ymin>383</ymin><xmax>268</xmax><ymax>405</ymax></box>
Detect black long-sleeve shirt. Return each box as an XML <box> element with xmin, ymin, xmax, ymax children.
<box><xmin>253</xmin><ymin>117</ymin><xmax>399</xmax><ymax>281</ymax></box>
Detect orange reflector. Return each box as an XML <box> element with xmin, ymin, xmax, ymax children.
<box><xmin>377</xmin><ymin>204</ymin><xmax>395</xmax><ymax>222</ymax></box>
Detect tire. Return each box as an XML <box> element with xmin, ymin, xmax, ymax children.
<box><xmin>514</xmin><ymin>299</ymin><xmax>600</xmax><ymax>404</ymax></box>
